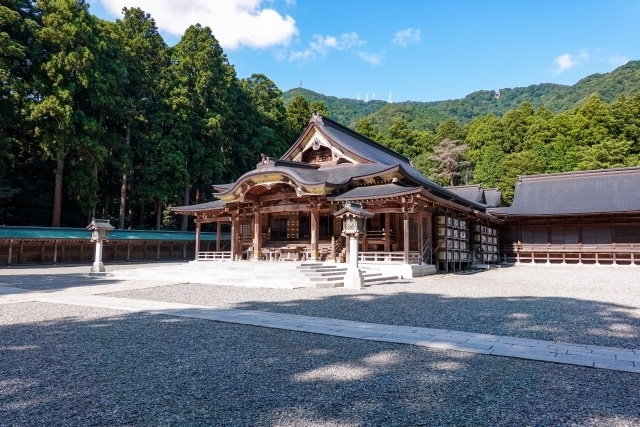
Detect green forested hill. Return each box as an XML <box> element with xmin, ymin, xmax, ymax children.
<box><xmin>283</xmin><ymin>60</ymin><xmax>640</xmax><ymax>132</ymax></box>
<box><xmin>283</xmin><ymin>87</ymin><xmax>387</xmax><ymax>125</ymax></box>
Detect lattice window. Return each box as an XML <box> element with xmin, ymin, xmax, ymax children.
<box><xmin>583</xmin><ymin>226</ymin><xmax>612</xmax><ymax>245</ymax></box>
<box><xmin>550</xmin><ymin>228</ymin><xmax>578</xmax><ymax>245</ymax></box>
<box><xmin>614</xmin><ymin>225</ymin><xmax>640</xmax><ymax>243</ymax></box>
<box><xmin>522</xmin><ymin>228</ymin><xmax>547</xmax><ymax>244</ymax></box>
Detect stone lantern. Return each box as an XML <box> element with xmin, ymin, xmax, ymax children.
<box><xmin>87</xmin><ymin>218</ymin><xmax>114</xmax><ymax>273</ymax></box>
<box><xmin>333</xmin><ymin>202</ymin><xmax>373</xmax><ymax>289</ymax></box>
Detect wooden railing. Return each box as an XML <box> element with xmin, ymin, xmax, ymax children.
<box><xmin>358</xmin><ymin>251</ymin><xmax>421</xmax><ymax>264</ymax></box>
<box><xmin>197</xmin><ymin>251</ymin><xmax>232</xmax><ymax>261</ymax></box>
<box><xmin>509</xmin><ymin>243</ymin><xmax>639</xmax><ymax>265</ymax></box>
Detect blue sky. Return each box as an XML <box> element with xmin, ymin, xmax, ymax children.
<box><xmin>87</xmin><ymin>0</ymin><xmax>640</xmax><ymax>103</ymax></box>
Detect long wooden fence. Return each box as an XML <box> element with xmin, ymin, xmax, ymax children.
<box><xmin>0</xmin><ymin>226</ymin><xmax>229</xmax><ymax>266</ymax></box>
<box><xmin>503</xmin><ymin>243</ymin><xmax>640</xmax><ymax>266</ymax></box>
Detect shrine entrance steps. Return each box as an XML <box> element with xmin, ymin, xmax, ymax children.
<box><xmin>109</xmin><ymin>261</ymin><xmax>402</xmax><ymax>289</ymax></box>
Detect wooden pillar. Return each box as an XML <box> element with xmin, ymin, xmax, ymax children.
<box><xmin>40</xmin><ymin>241</ymin><xmax>45</xmax><ymax>263</ymax></box>
<box><xmin>231</xmin><ymin>214</ymin><xmax>238</xmax><ymax>261</ymax></box>
<box><xmin>216</xmin><ymin>221</ymin><xmax>221</xmax><ymax>252</ymax></box>
<box><xmin>78</xmin><ymin>241</ymin><xmax>83</xmax><ymax>263</ymax></box>
<box><xmin>310</xmin><ymin>201</ymin><xmax>319</xmax><ymax>260</ymax></box>
<box><xmin>403</xmin><ymin>209</ymin><xmax>410</xmax><ymax>264</ymax></box>
<box><xmin>195</xmin><ymin>221</ymin><xmax>202</xmax><ymax>261</ymax></box>
<box><xmin>418</xmin><ymin>210</ymin><xmax>424</xmax><ymax>264</ymax></box>
<box><xmin>127</xmin><ymin>242</ymin><xmax>132</xmax><ymax>262</ymax></box>
<box><xmin>53</xmin><ymin>240</ymin><xmax>58</xmax><ymax>264</ymax></box>
<box><xmin>156</xmin><ymin>242</ymin><xmax>160</xmax><ymax>261</ymax></box>
<box><xmin>426</xmin><ymin>210</ymin><xmax>433</xmax><ymax>264</ymax></box>
<box><xmin>60</xmin><ymin>241</ymin><xmax>65</xmax><ymax>263</ymax></box>
<box><xmin>7</xmin><ymin>240</ymin><xmax>13</xmax><ymax>266</ymax></box>
<box><xmin>384</xmin><ymin>213</ymin><xmax>391</xmax><ymax>252</ymax></box>
<box><xmin>253</xmin><ymin>205</ymin><xmax>262</xmax><ymax>260</ymax></box>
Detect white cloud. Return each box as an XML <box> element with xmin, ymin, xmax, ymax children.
<box><xmin>289</xmin><ymin>31</ymin><xmax>364</xmax><ymax>62</ymax></box>
<box><xmin>359</xmin><ymin>51</ymin><xmax>384</xmax><ymax>66</ymax></box>
<box><xmin>95</xmin><ymin>0</ymin><xmax>298</xmax><ymax>49</ymax></box>
<box><xmin>553</xmin><ymin>51</ymin><xmax>589</xmax><ymax>73</ymax></box>
<box><xmin>608</xmin><ymin>54</ymin><xmax>629</xmax><ymax>67</ymax></box>
<box><xmin>392</xmin><ymin>28</ymin><xmax>421</xmax><ymax>47</ymax></box>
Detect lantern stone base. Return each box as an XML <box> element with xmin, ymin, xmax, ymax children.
<box><xmin>344</xmin><ymin>267</ymin><xmax>365</xmax><ymax>289</ymax></box>
<box><xmin>91</xmin><ymin>262</ymin><xmax>106</xmax><ymax>273</ymax></box>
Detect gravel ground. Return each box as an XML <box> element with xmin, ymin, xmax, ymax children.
<box><xmin>1</xmin><ymin>301</ymin><xmax>640</xmax><ymax>426</ymax></box>
<box><xmin>0</xmin><ymin>262</ymin><xmax>185</xmax><ymax>291</ymax></box>
<box><xmin>103</xmin><ymin>265</ymin><xmax>640</xmax><ymax>350</ymax></box>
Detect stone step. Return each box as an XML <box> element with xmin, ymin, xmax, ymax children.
<box><xmin>109</xmin><ymin>261</ymin><xmax>403</xmax><ymax>289</ymax></box>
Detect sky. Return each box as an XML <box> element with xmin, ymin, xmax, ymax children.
<box><xmin>86</xmin><ymin>0</ymin><xmax>640</xmax><ymax>103</ymax></box>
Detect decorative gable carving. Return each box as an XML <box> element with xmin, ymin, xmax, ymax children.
<box><xmin>291</xmin><ymin>131</ymin><xmax>357</xmax><ymax>164</ymax></box>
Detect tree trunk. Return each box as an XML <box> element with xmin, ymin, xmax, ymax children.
<box><xmin>118</xmin><ymin>121</ymin><xmax>131</xmax><ymax>229</ymax></box>
<box><xmin>91</xmin><ymin>163</ymin><xmax>98</xmax><ymax>220</ymax></box>
<box><xmin>139</xmin><ymin>199</ymin><xmax>145</xmax><ymax>228</ymax></box>
<box><xmin>155</xmin><ymin>198</ymin><xmax>162</xmax><ymax>230</ymax></box>
<box><xmin>181</xmin><ymin>184</ymin><xmax>189</xmax><ymax>231</ymax></box>
<box><xmin>52</xmin><ymin>158</ymin><xmax>64</xmax><ymax>227</ymax></box>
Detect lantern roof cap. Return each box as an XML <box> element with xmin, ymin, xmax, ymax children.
<box><xmin>333</xmin><ymin>202</ymin><xmax>374</xmax><ymax>219</ymax></box>
<box><xmin>86</xmin><ymin>218</ymin><xmax>114</xmax><ymax>231</ymax></box>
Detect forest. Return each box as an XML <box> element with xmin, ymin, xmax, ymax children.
<box><xmin>2</xmin><ymin>1</ymin><xmax>640</xmax><ymax>229</ymax></box>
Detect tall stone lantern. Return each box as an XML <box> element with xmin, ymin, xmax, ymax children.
<box><xmin>87</xmin><ymin>218</ymin><xmax>114</xmax><ymax>273</ymax></box>
<box><xmin>333</xmin><ymin>202</ymin><xmax>373</xmax><ymax>289</ymax></box>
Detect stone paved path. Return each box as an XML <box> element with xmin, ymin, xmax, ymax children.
<box><xmin>1</xmin><ymin>278</ymin><xmax>639</xmax><ymax>374</ymax></box>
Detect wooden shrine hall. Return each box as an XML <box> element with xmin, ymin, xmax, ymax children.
<box><xmin>171</xmin><ymin>113</ymin><xmax>502</xmax><ymax>276</ymax></box>
<box><xmin>490</xmin><ymin>167</ymin><xmax>640</xmax><ymax>266</ymax></box>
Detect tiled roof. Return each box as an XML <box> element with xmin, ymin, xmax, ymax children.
<box><xmin>490</xmin><ymin>167</ymin><xmax>640</xmax><ymax>216</ymax></box>
<box><xmin>331</xmin><ymin>184</ymin><xmax>422</xmax><ymax>201</ymax></box>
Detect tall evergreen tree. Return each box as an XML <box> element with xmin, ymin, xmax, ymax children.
<box><xmin>31</xmin><ymin>0</ymin><xmax>101</xmax><ymax>226</ymax></box>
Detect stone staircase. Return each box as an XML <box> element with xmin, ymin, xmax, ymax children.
<box><xmin>108</xmin><ymin>261</ymin><xmax>401</xmax><ymax>289</ymax></box>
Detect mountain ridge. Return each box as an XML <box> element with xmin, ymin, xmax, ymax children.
<box><xmin>283</xmin><ymin>60</ymin><xmax>640</xmax><ymax>132</ymax></box>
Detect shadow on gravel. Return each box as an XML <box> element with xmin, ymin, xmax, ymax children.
<box><xmin>229</xmin><ymin>292</ymin><xmax>640</xmax><ymax>350</ymax></box>
<box><xmin>0</xmin><ymin>273</ymin><xmax>122</xmax><ymax>292</ymax></box>
<box><xmin>1</xmin><ymin>304</ymin><xmax>639</xmax><ymax>426</ymax></box>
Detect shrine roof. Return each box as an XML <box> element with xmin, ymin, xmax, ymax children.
<box><xmin>171</xmin><ymin>200</ymin><xmax>226</xmax><ymax>214</ymax></box>
<box><xmin>313</xmin><ymin>115</ymin><xmax>411</xmax><ymax>166</ymax></box>
<box><xmin>445</xmin><ymin>184</ymin><xmax>484</xmax><ymax>204</ymax></box>
<box><xmin>330</xmin><ymin>184</ymin><xmax>422</xmax><ymax>201</ymax></box>
<box><xmin>490</xmin><ymin>166</ymin><xmax>640</xmax><ymax>217</ymax></box>
<box><xmin>483</xmin><ymin>188</ymin><xmax>502</xmax><ymax>208</ymax></box>
<box><xmin>445</xmin><ymin>184</ymin><xmax>502</xmax><ymax>208</ymax></box>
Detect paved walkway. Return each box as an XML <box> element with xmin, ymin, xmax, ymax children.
<box><xmin>1</xmin><ymin>278</ymin><xmax>639</xmax><ymax>374</ymax></box>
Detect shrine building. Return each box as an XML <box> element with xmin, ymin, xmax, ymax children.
<box><xmin>171</xmin><ymin>113</ymin><xmax>640</xmax><ymax>274</ymax></box>
<box><xmin>171</xmin><ymin>113</ymin><xmax>502</xmax><ymax>276</ymax></box>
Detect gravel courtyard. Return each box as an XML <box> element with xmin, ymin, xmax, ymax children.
<box><xmin>1</xmin><ymin>264</ymin><xmax>639</xmax><ymax>426</ymax></box>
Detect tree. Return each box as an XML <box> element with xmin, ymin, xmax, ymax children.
<box><xmin>114</xmin><ymin>7</ymin><xmax>168</xmax><ymax>229</ymax></box>
<box><xmin>429</xmin><ymin>139</ymin><xmax>470</xmax><ymax>186</ymax></box>
<box><xmin>498</xmin><ymin>151</ymin><xmax>545</xmax><ymax>204</ymax></box>
<box><xmin>576</xmin><ymin>138</ymin><xmax>640</xmax><ymax>171</ymax></box>
<box><xmin>310</xmin><ymin>100</ymin><xmax>329</xmax><ymax>117</ymax></box>
<box><xmin>472</xmin><ymin>143</ymin><xmax>506</xmax><ymax>188</ymax></box>
<box><xmin>31</xmin><ymin>0</ymin><xmax>101</xmax><ymax>226</ymax></box>
<box><xmin>435</xmin><ymin>119</ymin><xmax>465</xmax><ymax>142</ymax></box>
<box><xmin>286</xmin><ymin>95</ymin><xmax>311</xmax><ymax>139</ymax></box>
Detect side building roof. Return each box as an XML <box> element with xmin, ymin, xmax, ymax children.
<box><xmin>490</xmin><ymin>166</ymin><xmax>640</xmax><ymax>217</ymax></box>
<box><xmin>445</xmin><ymin>184</ymin><xmax>502</xmax><ymax>208</ymax></box>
